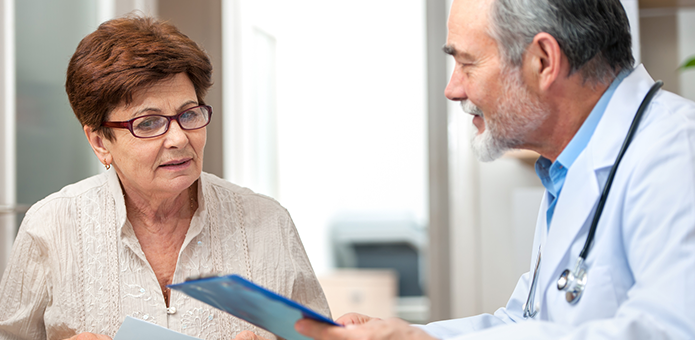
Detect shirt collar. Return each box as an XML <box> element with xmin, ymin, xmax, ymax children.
<box><xmin>553</xmin><ymin>69</ymin><xmax>631</xmax><ymax>169</ymax></box>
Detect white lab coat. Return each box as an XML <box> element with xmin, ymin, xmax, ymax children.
<box><xmin>421</xmin><ymin>65</ymin><xmax>695</xmax><ymax>339</ymax></box>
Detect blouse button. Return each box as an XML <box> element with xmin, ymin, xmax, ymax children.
<box><xmin>167</xmin><ymin>307</ymin><xmax>177</xmax><ymax>315</ymax></box>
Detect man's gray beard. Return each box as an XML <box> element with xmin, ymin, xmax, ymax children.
<box><xmin>465</xmin><ymin>67</ymin><xmax>548</xmax><ymax>162</ymax></box>
<box><xmin>471</xmin><ymin>128</ymin><xmax>507</xmax><ymax>162</ymax></box>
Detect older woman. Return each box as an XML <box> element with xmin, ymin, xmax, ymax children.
<box><xmin>0</xmin><ymin>16</ymin><xmax>329</xmax><ymax>340</ymax></box>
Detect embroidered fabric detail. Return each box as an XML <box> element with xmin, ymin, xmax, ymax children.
<box><xmin>180</xmin><ymin>307</ymin><xmax>221</xmax><ymax>338</ymax></box>
<box><xmin>82</xmin><ymin>185</ymin><xmax>122</xmax><ymax>336</ymax></box>
<box><xmin>75</xmin><ymin>195</ymin><xmax>87</xmax><ymax>331</ymax></box>
<box><xmin>232</xmin><ymin>192</ymin><xmax>253</xmax><ymax>280</ymax></box>
<box><xmin>206</xmin><ymin>185</ymin><xmax>233</xmax><ymax>337</ymax></box>
<box><xmin>0</xmin><ymin>172</ymin><xmax>329</xmax><ymax>339</ymax></box>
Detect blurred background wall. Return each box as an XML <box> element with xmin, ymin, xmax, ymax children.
<box><xmin>0</xmin><ymin>0</ymin><xmax>694</xmax><ymax>323</ymax></box>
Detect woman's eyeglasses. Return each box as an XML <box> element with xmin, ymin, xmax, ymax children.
<box><xmin>102</xmin><ymin>105</ymin><xmax>213</xmax><ymax>139</ymax></box>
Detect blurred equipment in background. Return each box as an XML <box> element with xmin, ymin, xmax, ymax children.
<box><xmin>318</xmin><ymin>270</ymin><xmax>397</xmax><ymax>320</ymax></box>
<box><xmin>328</xmin><ymin>213</ymin><xmax>429</xmax><ymax>323</ymax></box>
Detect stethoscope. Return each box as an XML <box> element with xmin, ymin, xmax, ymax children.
<box><xmin>522</xmin><ymin>80</ymin><xmax>664</xmax><ymax>319</ymax></box>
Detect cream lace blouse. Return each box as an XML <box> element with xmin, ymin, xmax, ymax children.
<box><xmin>0</xmin><ymin>170</ymin><xmax>330</xmax><ymax>340</ymax></box>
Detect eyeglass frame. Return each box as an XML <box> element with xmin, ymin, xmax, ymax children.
<box><xmin>101</xmin><ymin>104</ymin><xmax>213</xmax><ymax>139</ymax></box>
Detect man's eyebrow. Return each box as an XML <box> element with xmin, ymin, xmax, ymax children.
<box><xmin>442</xmin><ymin>44</ymin><xmax>476</xmax><ymax>62</ymax></box>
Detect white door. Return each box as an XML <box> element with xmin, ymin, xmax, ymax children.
<box><xmin>0</xmin><ymin>0</ymin><xmax>149</xmax><ymax>274</ymax></box>
<box><xmin>0</xmin><ymin>0</ymin><xmax>17</xmax><ymax>275</ymax></box>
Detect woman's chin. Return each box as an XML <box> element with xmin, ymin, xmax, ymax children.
<box><xmin>170</xmin><ymin>173</ymin><xmax>200</xmax><ymax>189</ymax></box>
<box><xmin>150</xmin><ymin>170</ymin><xmax>201</xmax><ymax>196</ymax></box>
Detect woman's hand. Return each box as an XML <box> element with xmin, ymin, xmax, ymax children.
<box><xmin>232</xmin><ymin>330</ymin><xmax>271</xmax><ymax>340</ymax></box>
<box><xmin>335</xmin><ymin>313</ymin><xmax>380</xmax><ymax>326</ymax></box>
<box><xmin>62</xmin><ymin>333</ymin><xmax>112</xmax><ymax>340</ymax></box>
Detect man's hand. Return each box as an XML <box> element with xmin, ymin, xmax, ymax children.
<box><xmin>62</xmin><ymin>333</ymin><xmax>112</xmax><ymax>340</ymax></box>
<box><xmin>232</xmin><ymin>330</ymin><xmax>271</xmax><ymax>340</ymax></box>
<box><xmin>335</xmin><ymin>313</ymin><xmax>379</xmax><ymax>326</ymax></box>
<box><xmin>295</xmin><ymin>317</ymin><xmax>437</xmax><ymax>340</ymax></box>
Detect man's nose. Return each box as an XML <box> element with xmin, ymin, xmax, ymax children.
<box><xmin>444</xmin><ymin>68</ymin><xmax>467</xmax><ymax>102</ymax></box>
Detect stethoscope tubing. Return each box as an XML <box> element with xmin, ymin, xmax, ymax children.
<box><xmin>579</xmin><ymin>80</ymin><xmax>664</xmax><ymax>260</ymax></box>
<box><xmin>524</xmin><ymin>79</ymin><xmax>664</xmax><ymax>318</ymax></box>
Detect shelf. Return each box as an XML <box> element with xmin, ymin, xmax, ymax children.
<box><xmin>639</xmin><ymin>0</ymin><xmax>695</xmax><ymax>9</ymax></box>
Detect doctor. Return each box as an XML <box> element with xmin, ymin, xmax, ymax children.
<box><xmin>295</xmin><ymin>0</ymin><xmax>695</xmax><ymax>339</ymax></box>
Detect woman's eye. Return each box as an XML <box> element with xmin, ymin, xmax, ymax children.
<box><xmin>135</xmin><ymin>117</ymin><xmax>165</xmax><ymax>131</ymax></box>
<box><xmin>180</xmin><ymin>109</ymin><xmax>204</xmax><ymax>124</ymax></box>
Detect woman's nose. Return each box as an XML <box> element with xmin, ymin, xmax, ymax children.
<box><xmin>163</xmin><ymin>119</ymin><xmax>189</xmax><ymax>148</ymax></box>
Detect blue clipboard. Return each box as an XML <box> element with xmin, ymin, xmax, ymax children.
<box><xmin>168</xmin><ymin>274</ymin><xmax>339</xmax><ymax>340</ymax></box>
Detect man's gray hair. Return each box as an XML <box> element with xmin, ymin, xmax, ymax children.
<box><xmin>489</xmin><ymin>0</ymin><xmax>635</xmax><ymax>84</ymax></box>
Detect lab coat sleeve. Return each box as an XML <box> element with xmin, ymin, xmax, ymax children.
<box><xmin>418</xmin><ymin>272</ymin><xmax>531</xmax><ymax>338</ymax></box>
<box><xmin>431</xmin><ymin>101</ymin><xmax>695</xmax><ymax>339</ymax></box>
<box><xmin>438</xmin><ymin>311</ymin><xmax>671</xmax><ymax>340</ymax></box>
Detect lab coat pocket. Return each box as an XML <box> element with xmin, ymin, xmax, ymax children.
<box><xmin>552</xmin><ymin>265</ymin><xmax>619</xmax><ymax>326</ymax></box>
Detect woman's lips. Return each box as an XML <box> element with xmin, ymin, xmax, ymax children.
<box><xmin>159</xmin><ymin>158</ymin><xmax>192</xmax><ymax>169</ymax></box>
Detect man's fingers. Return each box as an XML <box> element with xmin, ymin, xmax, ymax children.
<box><xmin>64</xmin><ymin>333</ymin><xmax>112</xmax><ymax>340</ymax></box>
<box><xmin>335</xmin><ymin>313</ymin><xmax>377</xmax><ymax>326</ymax></box>
<box><xmin>233</xmin><ymin>330</ymin><xmax>260</xmax><ymax>340</ymax></box>
<box><xmin>295</xmin><ymin>319</ymin><xmax>343</xmax><ymax>340</ymax></box>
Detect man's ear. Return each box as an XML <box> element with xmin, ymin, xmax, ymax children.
<box><xmin>524</xmin><ymin>32</ymin><xmax>563</xmax><ymax>92</ymax></box>
<box><xmin>83</xmin><ymin>125</ymin><xmax>112</xmax><ymax>167</ymax></box>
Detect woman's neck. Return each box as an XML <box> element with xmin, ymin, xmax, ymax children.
<box><xmin>121</xmin><ymin>180</ymin><xmax>199</xmax><ymax>308</ymax></box>
<box><xmin>123</xmin><ymin>181</ymin><xmax>199</xmax><ymax>231</ymax></box>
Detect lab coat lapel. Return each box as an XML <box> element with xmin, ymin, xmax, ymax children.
<box><xmin>537</xmin><ymin>65</ymin><xmax>655</xmax><ymax>294</ymax></box>
<box><xmin>537</xmin><ymin>146</ymin><xmax>599</xmax><ymax>291</ymax></box>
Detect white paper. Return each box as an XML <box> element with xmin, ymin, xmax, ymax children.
<box><xmin>113</xmin><ymin>316</ymin><xmax>202</xmax><ymax>340</ymax></box>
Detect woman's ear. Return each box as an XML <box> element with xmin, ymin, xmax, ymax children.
<box><xmin>524</xmin><ymin>32</ymin><xmax>563</xmax><ymax>93</ymax></box>
<box><xmin>83</xmin><ymin>125</ymin><xmax>112</xmax><ymax>167</ymax></box>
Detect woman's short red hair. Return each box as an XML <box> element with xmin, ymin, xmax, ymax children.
<box><xmin>66</xmin><ymin>16</ymin><xmax>213</xmax><ymax>140</ymax></box>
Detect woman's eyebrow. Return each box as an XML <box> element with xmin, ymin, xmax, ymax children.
<box><xmin>176</xmin><ymin>100</ymin><xmax>199</xmax><ymax>112</ymax></box>
<box><xmin>130</xmin><ymin>100</ymin><xmax>199</xmax><ymax>117</ymax></box>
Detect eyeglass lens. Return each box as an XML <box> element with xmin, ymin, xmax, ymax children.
<box><xmin>132</xmin><ymin>106</ymin><xmax>210</xmax><ymax>138</ymax></box>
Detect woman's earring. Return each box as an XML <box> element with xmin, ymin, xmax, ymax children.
<box><xmin>103</xmin><ymin>161</ymin><xmax>111</xmax><ymax>170</ymax></box>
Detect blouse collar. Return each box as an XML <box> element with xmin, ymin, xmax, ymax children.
<box><xmin>105</xmin><ymin>169</ymin><xmax>209</xmax><ymax>256</ymax></box>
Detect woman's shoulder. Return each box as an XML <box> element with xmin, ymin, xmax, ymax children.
<box><xmin>26</xmin><ymin>172</ymin><xmax>110</xmax><ymax>217</ymax></box>
<box><xmin>18</xmin><ymin>172</ymin><xmax>111</xmax><ymax>243</ymax></box>
<box><xmin>200</xmin><ymin>172</ymin><xmax>287</xmax><ymax>214</ymax></box>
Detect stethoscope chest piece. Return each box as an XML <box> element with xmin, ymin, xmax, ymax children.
<box><xmin>557</xmin><ymin>259</ymin><xmax>587</xmax><ymax>304</ymax></box>
<box><xmin>556</xmin><ymin>269</ymin><xmax>571</xmax><ymax>290</ymax></box>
